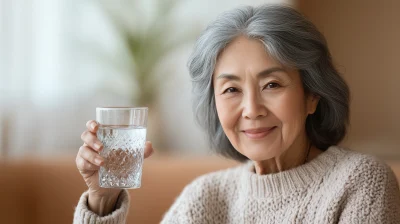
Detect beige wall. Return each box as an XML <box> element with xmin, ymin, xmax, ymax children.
<box><xmin>297</xmin><ymin>1</ymin><xmax>400</xmax><ymax>158</ymax></box>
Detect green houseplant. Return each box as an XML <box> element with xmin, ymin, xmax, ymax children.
<box><xmin>98</xmin><ymin>0</ymin><xmax>197</xmax><ymax>107</ymax></box>
<box><xmin>96</xmin><ymin>0</ymin><xmax>198</xmax><ymax>148</ymax></box>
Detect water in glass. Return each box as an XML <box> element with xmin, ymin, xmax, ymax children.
<box><xmin>97</xmin><ymin>125</ymin><xmax>146</xmax><ymax>188</ymax></box>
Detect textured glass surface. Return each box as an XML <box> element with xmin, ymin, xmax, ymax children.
<box><xmin>97</xmin><ymin>126</ymin><xmax>146</xmax><ymax>189</ymax></box>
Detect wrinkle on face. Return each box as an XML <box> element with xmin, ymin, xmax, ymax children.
<box><xmin>213</xmin><ymin>36</ymin><xmax>320</xmax><ymax>174</ymax></box>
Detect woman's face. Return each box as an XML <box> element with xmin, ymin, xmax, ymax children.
<box><xmin>213</xmin><ymin>36</ymin><xmax>319</xmax><ymax>161</ymax></box>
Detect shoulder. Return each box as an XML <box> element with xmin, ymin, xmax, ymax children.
<box><xmin>329</xmin><ymin>146</ymin><xmax>399</xmax><ymax>198</ymax></box>
<box><xmin>177</xmin><ymin>165</ymin><xmax>242</xmax><ymax>201</ymax></box>
<box><xmin>332</xmin><ymin>146</ymin><xmax>396</xmax><ymax>181</ymax></box>
<box><xmin>161</xmin><ymin>164</ymin><xmax>243</xmax><ymax>222</ymax></box>
<box><xmin>331</xmin><ymin>147</ymin><xmax>400</xmax><ymax>222</ymax></box>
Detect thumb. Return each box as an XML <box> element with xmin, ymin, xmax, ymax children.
<box><xmin>144</xmin><ymin>141</ymin><xmax>154</xmax><ymax>159</ymax></box>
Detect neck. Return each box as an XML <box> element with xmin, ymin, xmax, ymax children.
<box><xmin>253</xmin><ymin>141</ymin><xmax>319</xmax><ymax>175</ymax></box>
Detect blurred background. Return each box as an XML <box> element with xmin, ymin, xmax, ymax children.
<box><xmin>0</xmin><ymin>0</ymin><xmax>399</xmax><ymax>223</ymax></box>
<box><xmin>1</xmin><ymin>0</ymin><xmax>399</xmax><ymax>159</ymax></box>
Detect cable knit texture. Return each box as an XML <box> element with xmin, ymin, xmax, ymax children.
<box><xmin>73</xmin><ymin>146</ymin><xmax>400</xmax><ymax>223</ymax></box>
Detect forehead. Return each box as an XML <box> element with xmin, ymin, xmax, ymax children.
<box><xmin>214</xmin><ymin>36</ymin><xmax>282</xmax><ymax>77</ymax></box>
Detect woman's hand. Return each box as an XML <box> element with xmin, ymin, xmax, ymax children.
<box><xmin>76</xmin><ymin>120</ymin><xmax>154</xmax><ymax>216</ymax></box>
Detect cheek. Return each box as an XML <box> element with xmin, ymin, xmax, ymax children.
<box><xmin>215</xmin><ymin>96</ymin><xmax>241</xmax><ymax>133</ymax></box>
<box><xmin>272</xmin><ymin>91</ymin><xmax>308</xmax><ymax>141</ymax></box>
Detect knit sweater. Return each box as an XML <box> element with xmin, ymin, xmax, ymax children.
<box><xmin>73</xmin><ymin>146</ymin><xmax>400</xmax><ymax>223</ymax></box>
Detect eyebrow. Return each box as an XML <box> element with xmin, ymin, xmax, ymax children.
<box><xmin>216</xmin><ymin>67</ymin><xmax>287</xmax><ymax>81</ymax></box>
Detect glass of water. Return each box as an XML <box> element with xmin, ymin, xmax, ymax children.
<box><xmin>96</xmin><ymin>107</ymin><xmax>148</xmax><ymax>189</ymax></box>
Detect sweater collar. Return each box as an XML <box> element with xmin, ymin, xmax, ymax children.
<box><xmin>239</xmin><ymin>145</ymin><xmax>346</xmax><ymax>198</ymax></box>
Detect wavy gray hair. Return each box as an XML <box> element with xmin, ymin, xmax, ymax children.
<box><xmin>188</xmin><ymin>4</ymin><xmax>350</xmax><ymax>162</ymax></box>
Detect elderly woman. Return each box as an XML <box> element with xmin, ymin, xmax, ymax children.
<box><xmin>74</xmin><ymin>4</ymin><xmax>400</xmax><ymax>223</ymax></box>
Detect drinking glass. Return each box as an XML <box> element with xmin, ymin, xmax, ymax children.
<box><xmin>96</xmin><ymin>107</ymin><xmax>148</xmax><ymax>189</ymax></box>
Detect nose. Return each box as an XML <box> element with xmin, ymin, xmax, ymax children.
<box><xmin>242</xmin><ymin>90</ymin><xmax>268</xmax><ymax>120</ymax></box>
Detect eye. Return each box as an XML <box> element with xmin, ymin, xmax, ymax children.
<box><xmin>263</xmin><ymin>82</ymin><xmax>281</xmax><ymax>89</ymax></box>
<box><xmin>222</xmin><ymin>87</ymin><xmax>238</xmax><ymax>94</ymax></box>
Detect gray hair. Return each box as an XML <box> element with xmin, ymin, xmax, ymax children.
<box><xmin>188</xmin><ymin>4</ymin><xmax>350</xmax><ymax>162</ymax></box>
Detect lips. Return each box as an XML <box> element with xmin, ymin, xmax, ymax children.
<box><xmin>242</xmin><ymin>126</ymin><xmax>276</xmax><ymax>139</ymax></box>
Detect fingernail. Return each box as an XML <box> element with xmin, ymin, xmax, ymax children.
<box><xmin>95</xmin><ymin>158</ymin><xmax>104</xmax><ymax>166</ymax></box>
<box><xmin>91</xmin><ymin>122</ymin><xmax>96</xmax><ymax>130</ymax></box>
<box><xmin>94</xmin><ymin>142</ymin><xmax>102</xmax><ymax>150</ymax></box>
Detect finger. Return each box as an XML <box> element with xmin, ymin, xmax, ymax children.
<box><xmin>86</xmin><ymin>120</ymin><xmax>99</xmax><ymax>133</ymax></box>
<box><xmin>78</xmin><ymin>145</ymin><xmax>104</xmax><ymax>166</ymax></box>
<box><xmin>81</xmin><ymin>130</ymin><xmax>103</xmax><ymax>152</ymax></box>
<box><xmin>144</xmin><ymin>141</ymin><xmax>154</xmax><ymax>159</ymax></box>
<box><xmin>76</xmin><ymin>156</ymin><xmax>101</xmax><ymax>172</ymax></box>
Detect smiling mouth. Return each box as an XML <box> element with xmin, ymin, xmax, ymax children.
<box><xmin>242</xmin><ymin>126</ymin><xmax>277</xmax><ymax>139</ymax></box>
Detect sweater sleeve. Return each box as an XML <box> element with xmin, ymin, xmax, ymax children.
<box><xmin>73</xmin><ymin>189</ymin><xmax>130</xmax><ymax>224</ymax></box>
<box><xmin>338</xmin><ymin>157</ymin><xmax>400</xmax><ymax>224</ymax></box>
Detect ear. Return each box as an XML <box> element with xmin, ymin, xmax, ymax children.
<box><xmin>306</xmin><ymin>94</ymin><xmax>320</xmax><ymax>115</ymax></box>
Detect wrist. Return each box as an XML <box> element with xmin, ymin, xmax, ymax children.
<box><xmin>88</xmin><ymin>190</ymin><xmax>122</xmax><ymax>216</ymax></box>
<box><xmin>88</xmin><ymin>188</ymin><xmax>121</xmax><ymax>199</ymax></box>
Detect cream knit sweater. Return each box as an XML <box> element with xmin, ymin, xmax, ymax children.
<box><xmin>74</xmin><ymin>146</ymin><xmax>400</xmax><ymax>223</ymax></box>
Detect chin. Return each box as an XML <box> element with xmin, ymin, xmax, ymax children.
<box><xmin>238</xmin><ymin>144</ymin><xmax>278</xmax><ymax>161</ymax></box>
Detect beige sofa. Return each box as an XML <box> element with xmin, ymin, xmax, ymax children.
<box><xmin>0</xmin><ymin>155</ymin><xmax>238</xmax><ymax>224</ymax></box>
<box><xmin>0</xmin><ymin>155</ymin><xmax>399</xmax><ymax>224</ymax></box>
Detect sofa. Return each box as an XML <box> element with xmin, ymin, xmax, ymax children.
<box><xmin>0</xmin><ymin>155</ymin><xmax>238</xmax><ymax>224</ymax></box>
<box><xmin>0</xmin><ymin>155</ymin><xmax>399</xmax><ymax>224</ymax></box>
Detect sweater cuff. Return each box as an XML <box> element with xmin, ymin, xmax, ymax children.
<box><xmin>73</xmin><ymin>189</ymin><xmax>130</xmax><ymax>224</ymax></box>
